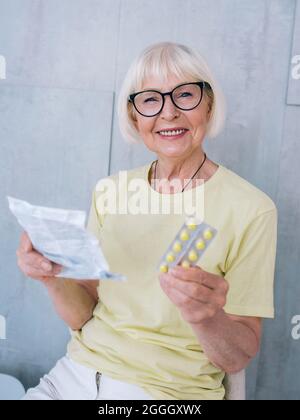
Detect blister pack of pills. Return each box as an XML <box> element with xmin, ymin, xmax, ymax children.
<box><xmin>158</xmin><ymin>219</ymin><xmax>217</xmax><ymax>273</ymax></box>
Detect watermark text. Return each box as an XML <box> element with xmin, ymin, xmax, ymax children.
<box><xmin>291</xmin><ymin>315</ymin><xmax>300</xmax><ymax>340</ymax></box>
<box><xmin>0</xmin><ymin>55</ymin><xmax>6</xmax><ymax>80</ymax></box>
<box><xmin>95</xmin><ymin>171</ymin><xmax>205</xmax><ymax>222</ymax></box>
<box><xmin>0</xmin><ymin>315</ymin><xmax>6</xmax><ymax>339</ymax></box>
<box><xmin>291</xmin><ymin>55</ymin><xmax>300</xmax><ymax>80</ymax></box>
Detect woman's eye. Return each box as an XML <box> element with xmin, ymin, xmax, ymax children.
<box><xmin>144</xmin><ymin>97</ymin><xmax>159</xmax><ymax>103</ymax></box>
<box><xmin>179</xmin><ymin>92</ymin><xmax>192</xmax><ymax>97</ymax></box>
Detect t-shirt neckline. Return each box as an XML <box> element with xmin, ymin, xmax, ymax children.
<box><xmin>143</xmin><ymin>160</ymin><xmax>224</xmax><ymax>196</ymax></box>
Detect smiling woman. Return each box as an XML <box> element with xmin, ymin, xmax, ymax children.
<box><xmin>117</xmin><ymin>43</ymin><xmax>226</xmax><ymax>192</ymax></box>
<box><xmin>20</xmin><ymin>42</ymin><xmax>277</xmax><ymax>400</ymax></box>
<box><xmin>118</xmin><ymin>42</ymin><xmax>225</xmax><ymax>144</ymax></box>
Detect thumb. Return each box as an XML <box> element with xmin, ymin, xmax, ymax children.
<box><xmin>19</xmin><ymin>231</ymin><xmax>33</xmax><ymax>253</ymax></box>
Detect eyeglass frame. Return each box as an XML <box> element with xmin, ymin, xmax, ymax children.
<box><xmin>128</xmin><ymin>81</ymin><xmax>211</xmax><ymax>117</ymax></box>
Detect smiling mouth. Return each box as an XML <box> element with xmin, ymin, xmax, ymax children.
<box><xmin>156</xmin><ymin>129</ymin><xmax>188</xmax><ymax>137</ymax></box>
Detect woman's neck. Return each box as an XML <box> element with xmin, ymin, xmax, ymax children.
<box><xmin>156</xmin><ymin>151</ymin><xmax>206</xmax><ymax>182</ymax></box>
<box><xmin>149</xmin><ymin>152</ymin><xmax>219</xmax><ymax>194</ymax></box>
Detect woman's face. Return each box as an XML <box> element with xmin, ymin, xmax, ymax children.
<box><xmin>132</xmin><ymin>74</ymin><xmax>211</xmax><ymax>160</ymax></box>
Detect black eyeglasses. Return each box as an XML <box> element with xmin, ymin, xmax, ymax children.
<box><xmin>128</xmin><ymin>81</ymin><xmax>211</xmax><ymax>117</ymax></box>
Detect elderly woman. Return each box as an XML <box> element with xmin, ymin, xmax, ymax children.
<box><xmin>17</xmin><ymin>42</ymin><xmax>277</xmax><ymax>400</ymax></box>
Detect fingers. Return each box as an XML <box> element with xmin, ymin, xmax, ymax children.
<box><xmin>19</xmin><ymin>251</ymin><xmax>50</xmax><ymax>271</ymax></box>
<box><xmin>160</xmin><ymin>279</ymin><xmax>199</xmax><ymax>308</ymax></box>
<box><xmin>19</xmin><ymin>231</ymin><xmax>33</xmax><ymax>253</ymax></box>
<box><xmin>20</xmin><ymin>267</ymin><xmax>61</xmax><ymax>281</ymax></box>
<box><xmin>169</xmin><ymin>265</ymin><xmax>220</xmax><ymax>289</ymax></box>
<box><xmin>19</xmin><ymin>252</ymin><xmax>61</xmax><ymax>273</ymax></box>
<box><xmin>159</xmin><ymin>271</ymin><xmax>228</xmax><ymax>308</ymax></box>
<box><xmin>159</xmin><ymin>278</ymin><xmax>216</xmax><ymax>322</ymax></box>
<box><xmin>17</xmin><ymin>253</ymin><xmax>62</xmax><ymax>278</ymax></box>
<box><xmin>159</xmin><ymin>266</ymin><xmax>229</xmax><ymax>325</ymax></box>
<box><xmin>160</xmin><ymin>272</ymin><xmax>217</xmax><ymax>305</ymax></box>
<box><xmin>16</xmin><ymin>232</ymin><xmax>62</xmax><ymax>279</ymax></box>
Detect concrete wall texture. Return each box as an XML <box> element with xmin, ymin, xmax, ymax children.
<box><xmin>0</xmin><ymin>0</ymin><xmax>299</xmax><ymax>400</ymax></box>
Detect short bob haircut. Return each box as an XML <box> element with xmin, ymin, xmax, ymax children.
<box><xmin>117</xmin><ymin>42</ymin><xmax>226</xmax><ymax>144</ymax></box>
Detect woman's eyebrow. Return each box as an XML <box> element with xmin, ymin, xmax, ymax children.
<box><xmin>141</xmin><ymin>81</ymin><xmax>191</xmax><ymax>92</ymax></box>
<box><xmin>140</xmin><ymin>84</ymin><xmax>180</xmax><ymax>92</ymax></box>
<box><xmin>140</xmin><ymin>87</ymin><xmax>161</xmax><ymax>91</ymax></box>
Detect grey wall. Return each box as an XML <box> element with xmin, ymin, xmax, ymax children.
<box><xmin>0</xmin><ymin>0</ymin><xmax>299</xmax><ymax>399</ymax></box>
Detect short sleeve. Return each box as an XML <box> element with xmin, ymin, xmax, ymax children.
<box><xmin>224</xmin><ymin>208</ymin><xmax>277</xmax><ymax>318</ymax></box>
<box><xmin>86</xmin><ymin>188</ymin><xmax>103</xmax><ymax>241</ymax></box>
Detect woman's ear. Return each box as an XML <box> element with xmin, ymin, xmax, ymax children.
<box><xmin>206</xmin><ymin>101</ymin><xmax>212</xmax><ymax>121</ymax></box>
<box><xmin>131</xmin><ymin>110</ymin><xmax>138</xmax><ymax>129</ymax></box>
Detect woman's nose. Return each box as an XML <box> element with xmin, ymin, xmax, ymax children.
<box><xmin>160</xmin><ymin>95</ymin><xmax>179</xmax><ymax>119</ymax></box>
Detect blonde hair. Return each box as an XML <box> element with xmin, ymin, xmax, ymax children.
<box><xmin>117</xmin><ymin>42</ymin><xmax>226</xmax><ymax>143</ymax></box>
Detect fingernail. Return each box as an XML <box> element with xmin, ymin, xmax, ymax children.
<box><xmin>41</xmin><ymin>262</ymin><xmax>52</xmax><ymax>271</ymax></box>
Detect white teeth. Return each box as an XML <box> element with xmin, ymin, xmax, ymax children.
<box><xmin>159</xmin><ymin>129</ymin><xmax>186</xmax><ymax>136</ymax></box>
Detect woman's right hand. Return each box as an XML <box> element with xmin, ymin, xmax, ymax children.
<box><xmin>16</xmin><ymin>231</ymin><xmax>97</xmax><ymax>330</ymax></box>
<box><xmin>16</xmin><ymin>231</ymin><xmax>62</xmax><ymax>284</ymax></box>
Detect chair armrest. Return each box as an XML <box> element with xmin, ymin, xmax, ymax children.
<box><xmin>224</xmin><ymin>370</ymin><xmax>246</xmax><ymax>400</ymax></box>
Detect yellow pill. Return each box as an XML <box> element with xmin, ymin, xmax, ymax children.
<box><xmin>173</xmin><ymin>241</ymin><xmax>182</xmax><ymax>253</ymax></box>
<box><xmin>180</xmin><ymin>230</ymin><xmax>190</xmax><ymax>241</ymax></box>
<box><xmin>196</xmin><ymin>239</ymin><xmax>205</xmax><ymax>250</ymax></box>
<box><xmin>187</xmin><ymin>221</ymin><xmax>197</xmax><ymax>230</ymax></box>
<box><xmin>181</xmin><ymin>260</ymin><xmax>190</xmax><ymax>268</ymax></box>
<box><xmin>159</xmin><ymin>264</ymin><xmax>168</xmax><ymax>273</ymax></box>
<box><xmin>166</xmin><ymin>253</ymin><xmax>175</xmax><ymax>262</ymax></box>
<box><xmin>203</xmin><ymin>229</ymin><xmax>213</xmax><ymax>240</ymax></box>
<box><xmin>188</xmin><ymin>250</ymin><xmax>198</xmax><ymax>262</ymax></box>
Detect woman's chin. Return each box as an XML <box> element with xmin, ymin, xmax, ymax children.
<box><xmin>158</xmin><ymin>144</ymin><xmax>190</xmax><ymax>158</ymax></box>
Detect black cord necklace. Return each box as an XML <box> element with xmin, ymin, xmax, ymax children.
<box><xmin>153</xmin><ymin>153</ymin><xmax>207</xmax><ymax>193</ymax></box>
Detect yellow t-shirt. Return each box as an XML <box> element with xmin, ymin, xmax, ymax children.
<box><xmin>68</xmin><ymin>162</ymin><xmax>277</xmax><ymax>400</ymax></box>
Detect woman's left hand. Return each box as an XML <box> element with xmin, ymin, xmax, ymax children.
<box><xmin>159</xmin><ymin>265</ymin><xmax>229</xmax><ymax>324</ymax></box>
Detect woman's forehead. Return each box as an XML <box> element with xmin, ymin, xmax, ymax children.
<box><xmin>140</xmin><ymin>74</ymin><xmax>192</xmax><ymax>91</ymax></box>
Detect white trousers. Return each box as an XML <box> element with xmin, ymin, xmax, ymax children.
<box><xmin>23</xmin><ymin>355</ymin><xmax>153</xmax><ymax>400</ymax></box>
